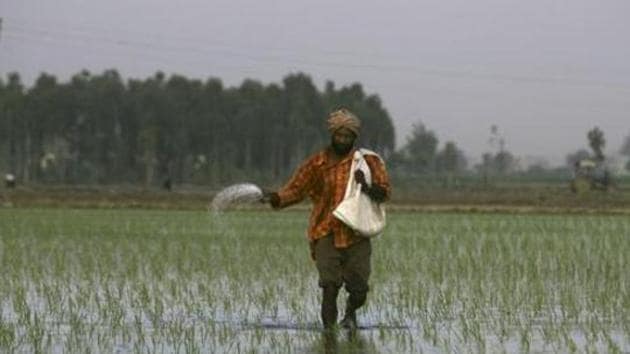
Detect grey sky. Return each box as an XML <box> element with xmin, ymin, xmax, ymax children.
<box><xmin>1</xmin><ymin>0</ymin><xmax>629</xmax><ymax>166</ymax></box>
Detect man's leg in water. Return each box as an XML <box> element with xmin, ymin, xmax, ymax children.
<box><xmin>340</xmin><ymin>238</ymin><xmax>371</xmax><ymax>329</ymax></box>
<box><xmin>314</xmin><ymin>234</ymin><xmax>343</xmax><ymax>330</ymax></box>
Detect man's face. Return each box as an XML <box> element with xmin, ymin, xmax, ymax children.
<box><xmin>331</xmin><ymin>128</ymin><xmax>356</xmax><ymax>156</ymax></box>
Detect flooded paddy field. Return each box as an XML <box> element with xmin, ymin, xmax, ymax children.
<box><xmin>0</xmin><ymin>209</ymin><xmax>628</xmax><ymax>352</ymax></box>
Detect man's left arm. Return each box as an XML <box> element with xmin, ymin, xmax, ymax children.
<box><xmin>357</xmin><ymin>155</ymin><xmax>391</xmax><ymax>203</ymax></box>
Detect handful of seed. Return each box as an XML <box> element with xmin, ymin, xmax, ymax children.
<box><xmin>211</xmin><ymin>183</ymin><xmax>264</xmax><ymax>212</ymax></box>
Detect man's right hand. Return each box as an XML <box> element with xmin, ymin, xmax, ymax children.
<box><xmin>260</xmin><ymin>190</ymin><xmax>280</xmax><ymax>207</ymax></box>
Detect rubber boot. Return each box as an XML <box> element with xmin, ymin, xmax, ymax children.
<box><xmin>321</xmin><ymin>286</ymin><xmax>339</xmax><ymax>330</ymax></box>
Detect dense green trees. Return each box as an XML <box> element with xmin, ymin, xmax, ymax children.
<box><xmin>621</xmin><ymin>133</ymin><xmax>630</xmax><ymax>172</ymax></box>
<box><xmin>11</xmin><ymin>70</ymin><xmax>614</xmax><ymax>189</ymax></box>
<box><xmin>400</xmin><ymin>122</ymin><xmax>439</xmax><ymax>174</ymax></box>
<box><xmin>0</xmin><ymin>70</ymin><xmax>395</xmax><ymax>186</ymax></box>
<box><xmin>587</xmin><ymin>126</ymin><xmax>606</xmax><ymax>161</ymax></box>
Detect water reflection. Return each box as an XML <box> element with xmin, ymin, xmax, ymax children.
<box><xmin>309</xmin><ymin>329</ymin><xmax>379</xmax><ymax>354</ymax></box>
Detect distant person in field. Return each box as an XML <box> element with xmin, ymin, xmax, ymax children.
<box><xmin>262</xmin><ymin>108</ymin><xmax>391</xmax><ymax>331</ymax></box>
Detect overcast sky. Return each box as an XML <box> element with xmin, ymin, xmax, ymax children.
<box><xmin>1</xmin><ymin>0</ymin><xmax>629</xmax><ymax>166</ymax></box>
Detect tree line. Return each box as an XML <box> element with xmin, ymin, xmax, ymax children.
<box><xmin>2</xmin><ymin>69</ymin><xmax>627</xmax><ymax>189</ymax></box>
<box><xmin>0</xmin><ymin>70</ymin><xmax>397</xmax><ymax>186</ymax></box>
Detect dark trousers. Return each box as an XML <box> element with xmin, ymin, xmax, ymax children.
<box><xmin>314</xmin><ymin>234</ymin><xmax>372</xmax><ymax>328</ymax></box>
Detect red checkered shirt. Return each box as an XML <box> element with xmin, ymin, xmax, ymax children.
<box><xmin>275</xmin><ymin>147</ymin><xmax>391</xmax><ymax>249</ymax></box>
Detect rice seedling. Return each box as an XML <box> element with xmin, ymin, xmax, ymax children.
<box><xmin>0</xmin><ymin>208</ymin><xmax>627</xmax><ymax>352</ymax></box>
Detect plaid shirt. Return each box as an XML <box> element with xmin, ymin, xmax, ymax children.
<box><xmin>275</xmin><ymin>147</ymin><xmax>391</xmax><ymax>249</ymax></box>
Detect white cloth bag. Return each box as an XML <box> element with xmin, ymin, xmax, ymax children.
<box><xmin>332</xmin><ymin>149</ymin><xmax>386</xmax><ymax>237</ymax></box>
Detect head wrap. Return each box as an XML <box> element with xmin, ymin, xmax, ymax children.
<box><xmin>327</xmin><ymin>108</ymin><xmax>360</xmax><ymax>136</ymax></box>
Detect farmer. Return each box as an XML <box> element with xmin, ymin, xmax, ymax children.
<box><xmin>262</xmin><ymin>108</ymin><xmax>391</xmax><ymax>330</ymax></box>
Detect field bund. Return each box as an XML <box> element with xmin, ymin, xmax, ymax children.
<box><xmin>3</xmin><ymin>184</ymin><xmax>630</xmax><ymax>214</ymax></box>
<box><xmin>0</xmin><ymin>208</ymin><xmax>628</xmax><ymax>352</ymax></box>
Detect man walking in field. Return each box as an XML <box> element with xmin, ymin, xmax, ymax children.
<box><xmin>262</xmin><ymin>108</ymin><xmax>391</xmax><ymax>330</ymax></box>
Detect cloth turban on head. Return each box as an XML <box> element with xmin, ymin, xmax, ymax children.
<box><xmin>327</xmin><ymin>109</ymin><xmax>360</xmax><ymax>136</ymax></box>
